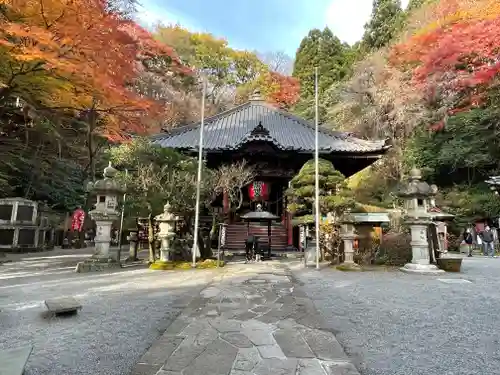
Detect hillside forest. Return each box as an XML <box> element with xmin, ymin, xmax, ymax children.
<box><xmin>1</xmin><ymin>0</ymin><xmax>500</xmax><ymax>228</ymax></box>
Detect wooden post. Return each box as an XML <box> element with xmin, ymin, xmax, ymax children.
<box><xmin>287</xmin><ymin>211</ymin><xmax>293</xmax><ymax>247</ymax></box>
<box><xmin>223</xmin><ymin>190</ymin><xmax>230</xmax><ymax>223</ymax></box>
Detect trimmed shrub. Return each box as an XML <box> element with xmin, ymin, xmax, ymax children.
<box><xmin>375</xmin><ymin>232</ymin><xmax>412</xmax><ymax>266</ymax></box>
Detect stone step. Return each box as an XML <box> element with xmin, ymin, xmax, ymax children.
<box><xmin>0</xmin><ymin>345</ymin><xmax>33</xmax><ymax>375</ymax></box>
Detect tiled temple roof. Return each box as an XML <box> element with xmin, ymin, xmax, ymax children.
<box><xmin>151</xmin><ymin>99</ymin><xmax>390</xmax><ymax>154</ymax></box>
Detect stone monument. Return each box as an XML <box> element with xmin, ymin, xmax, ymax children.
<box><xmin>398</xmin><ymin>168</ymin><xmax>444</xmax><ymax>274</ymax></box>
<box><xmin>154</xmin><ymin>202</ymin><xmax>179</xmax><ymax>262</ymax></box>
<box><xmin>126</xmin><ymin>229</ymin><xmax>139</xmax><ymax>261</ymax></box>
<box><xmin>75</xmin><ymin>162</ymin><xmax>125</xmax><ymax>273</ymax></box>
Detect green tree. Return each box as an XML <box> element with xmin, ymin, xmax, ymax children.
<box><xmin>108</xmin><ymin>138</ymin><xmax>215</xmax><ymax>261</ymax></box>
<box><xmin>293</xmin><ymin>28</ymin><xmax>351</xmax><ymax>101</ymax></box>
<box><xmin>286</xmin><ymin>159</ymin><xmax>355</xmax><ymax>224</ymax></box>
<box><xmin>407</xmin><ymin>107</ymin><xmax>500</xmax><ymax>188</ymax></box>
<box><xmin>362</xmin><ymin>0</ymin><xmax>404</xmax><ymax>50</ymax></box>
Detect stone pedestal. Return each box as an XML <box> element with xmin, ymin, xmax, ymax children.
<box><xmin>159</xmin><ymin>234</ymin><xmax>174</xmax><ymax>262</ymax></box>
<box><xmin>94</xmin><ymin>220</ymin><xmax>113</xmax><ymax>260</ymax></box>
<box><xmin>401</xmin><ymin>221</ymin><xmax>444</xmax><ymax>274</ymax></box>
<box><xmin>127</xmin><ymin>230</ymin><xmax>139</xmax><ymax>261</ymax></box>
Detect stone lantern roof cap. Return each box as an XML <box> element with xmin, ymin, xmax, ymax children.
<box><xmin>90</xmin><ymin>162</ymin><xmax>125</xmax><ymax>194</ymax></box>
<box><xmin>103</xmin><ymin>161</ymin><xmax>118</xmax><ymax>178</ymax></box>
<box><xmin>397</xmin><ymin>168</ymin><xmax>438</xmax><ymax>198</ymax></box>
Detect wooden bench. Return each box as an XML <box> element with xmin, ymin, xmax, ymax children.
<box><xmin>0</xmin><ymin>345</ymin><xmax>33</xmax><ymax>375</ymax></box>
<box><xmin>44</xmin><ymin>297</ymin><xmax>82</xmax><ymax>316</ymax></box>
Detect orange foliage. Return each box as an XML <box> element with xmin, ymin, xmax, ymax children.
<box><xmin>392</xmin><ymin>0</ymin><xmax>500</xmax><ymax>126</ymax></box>
<box><xmin>393</xmin><ymin>0</ymin><xmax>500</xmax><ymax>89</ymax></box>
<box><xmin>263</xmin><ymin>72</ymin><xmax>300</xmax><ymax>110</ymax></box>
<box><xmin>0</xmin><ymin>0</ymin><xmax>190</xmax><ymax>138</ymax></box>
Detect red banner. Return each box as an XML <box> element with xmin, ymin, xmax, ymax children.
<box><xmin>71</xmin><ymin>208</ymin><xmax>85</xmax><ymax>232</ymax></box>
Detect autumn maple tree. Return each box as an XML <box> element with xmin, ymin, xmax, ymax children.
<box><xmin>0</xmin><ymin>0</ymin><xmax>189</xmax><ymax>138</ymax></box>
<box><xmin>391</xmin><ymin>0</ymin><xmax>500</xmax><ymax>129</ymax></box>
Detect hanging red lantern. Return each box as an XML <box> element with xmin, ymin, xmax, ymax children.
<box><xmin>71</xmin><ymin>208</ymin><xmax>86</xmax><ymax>232</ymax></box>
<box><xmin>249</xmin><ymin>181</ymin><xmax>269</xmax><ymax>201</ymax></box>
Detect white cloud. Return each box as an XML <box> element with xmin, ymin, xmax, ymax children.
<box><xmin>325</xmin><ymin>0</ymin><xmax>410</xmax><ymax>45</ymax></box>
<box><xmin>136</xmin><ymin>2</ymin><xmax>201</xmax><ymax>32</ymax></box>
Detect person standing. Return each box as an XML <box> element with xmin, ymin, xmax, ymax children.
<box><xmin>481</xmin><ymin>226</ymin><xmax>495</xmax><ymax>258</ymax></box>
<box><xmin>463</xmin><ymin>228</ymin><xmax>474</xmax><ymax>257</ymax></box>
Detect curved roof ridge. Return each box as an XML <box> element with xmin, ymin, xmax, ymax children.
<box><xmin>257</xmin><ymin>102</ymin><xmax>389</xmax><ymax>149</ymax></box>
<box><xmin>153</xmin><ymin>101</ymin><xmax>252</xmax><ymax>139</ymax></box>
<box><xmin>151</xmin><ymin>99</ymin><xmax>390</xmax><ymax>154</ymax></box>
<box><xmin>257</xmin><ymin>102</ymin><xmax>347</xmax><ymax>139</ymax></box>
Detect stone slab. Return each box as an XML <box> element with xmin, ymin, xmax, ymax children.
<box><xmin>253</xmin><ymin>358</ymin><xmax>299</xmax><ymax>375</ymax></box>
<box><xmin>257</xmin><ymin>344</ymin><xmax>286</xmax><ymax>359</ymax></box>
<box><xmin>0</xmin><ymin>345</ymin><xmax>33</xmax><ymax>375</ymax></box>
<box><xmin>301</xmin><ymin>328</ymin><xmax>348</xmax><ymax>361</ymax></box>
<box><xmin>297</xmin><ymin>359</ymin><xmax>327</xmax><ymax>375</ymax></box>
<box><xmin>138</xmin><ymin>335</ymin><xmax>184</xmax><ymax>365</ymax></box>
<box><xmin>209</xmin><ymin>318</ymin><xmax>241</xmax><ymax>333</ymax></box>
<box><xmin>323</xmin><ymin>361</ymin><xmax>360</xmax><ymax>375</ymax></box>
<box><xmin>232</xmin><ymin>347</ymin><xmax>260</xmax><ymax>371</ymax></box>
<box><xmin>273</xmin><ymin>329</ymin><xmax>315</xmax><ymax>358</ymax></box>
<box><xmin>44</xmin><ymin>297</ymin><xmax>81</xmax><ymax>314</ymax></box>
<box><xmin>233</xmin><ymin>311</ymin><xmax>258</xmax><ymax>320</ymax></box>
<box><xmin>182</xmin><ymin>338</ymin><xmax>238</xmax><ymax>375</ymax></box>
<box><xmin>129</xmin><ymin>363</ymin><xmax>162</xmax><ymax>375</ymax></box>
<box><xmin>221</xmin><ymin>332</ymin><xmax>253</xmax><ymax>348</ymax></box>
<box><xmin>163</xmin><ymin>328</ymin><xmax>217</xmax><ymax>372</ymax></box>
<box><xmin>164</xmin><ymin>318</ymin><xmax>190</xmax><ymax>335</ymax></box>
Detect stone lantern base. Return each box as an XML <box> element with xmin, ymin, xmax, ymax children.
<box><xmin>75</xmin><ymin>257</ymin><xmax>121</xmax><ymax>273</ymax></box>
<box><xmin>400</xmin><ymin>263</ymin><xmax>444</xmax><ymax>274</ymax></box>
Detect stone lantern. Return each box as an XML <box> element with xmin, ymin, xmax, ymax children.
<box><xmin>339</xmin><ymin>213</ymin><xmax>359</xmax><ymax>269</ymax></box>
<box><xmin>155</xmin><ymin>202</ymin><xmax>179</xmax><ymax>262</ymax></box>
<box><xmin>86</xmin><ymin>162</ymin><xmax>125</xmax><ymax>261</ymax></box>
<box><xmin>398</xmin><ymin>168</ymin><xmax>444</xmax><ymax>274</ymax></box>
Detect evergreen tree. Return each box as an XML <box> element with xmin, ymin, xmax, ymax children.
<box><xmin>362</xmin><ymin>0</ymin><xmax>403</xmax><ymax>50</ymax></box>
<box><xmin>406</xmin><ymin>0</ymin><xmax>426</xmax><ymax>11</ymax></box>
<box><xmin>292</xmin><ymin>28</ymin><xmax>352</xmax><ymax>122</ymax></box>
<box><xmin>293</xmin><ymin>27</ymin><xmax>350</xmax><ymax>101</ymax></box>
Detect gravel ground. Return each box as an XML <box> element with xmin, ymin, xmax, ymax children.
<box><xmin>295</xmin><ymin>257</ymin><xmax>500</xmax><ymax>375</ymax></box>
<box><xmin>0</xmin><ymin>258</ymin><xmax>216</xmax><ymax>375</ymax></box>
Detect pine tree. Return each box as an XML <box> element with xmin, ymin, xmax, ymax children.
<box><xmin>362</xmin><ymin>0</ymin><xmax>403</xmax><ymax>50</ymax></box>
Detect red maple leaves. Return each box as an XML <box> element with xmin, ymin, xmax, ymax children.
<box><xmin>1</xmin><ymin>0</ymin><xmax>190</xmax><ymax>138</ymax></box>
<box><xmin>391</xmin><ymin>0</ymin><xmax>500</xmax><ymax>130</ymax></box>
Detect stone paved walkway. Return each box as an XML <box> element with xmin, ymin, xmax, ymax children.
<box><xmin>130</xmin><ymin>261</ymin><xmax>359</xmax><ymax>375</ymax></box>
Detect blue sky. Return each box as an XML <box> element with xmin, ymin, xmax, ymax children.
<box><xmin>138</xmin><ymin>0</ymin><xmax>410</xmax><ymax>57</ymax></box>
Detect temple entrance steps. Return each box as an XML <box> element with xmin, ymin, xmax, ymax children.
<box><xmin>224</xmin><ymin>223</ymin><xmax>288</xmax><ymax>252</ymax></box>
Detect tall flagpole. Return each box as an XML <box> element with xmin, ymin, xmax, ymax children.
<box><xmin>314</xmin><ymin>67</ymin><xmax>320</xmax><ymax>270</ymax></box>
<box><xmin>192</xmin><ymin>77</ymin><xmax>206</xmax><ymax>268</ymax></box>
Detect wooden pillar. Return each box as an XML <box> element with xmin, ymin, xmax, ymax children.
<box><xmin>287</xmin><ymin>211</ymin><xmax>293</xmax><ymax>247</ymax></box>
<box><xmin>223</xmin><ymin>190</ymin><xmax>230</xmax><ymax>223</ymax></box>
